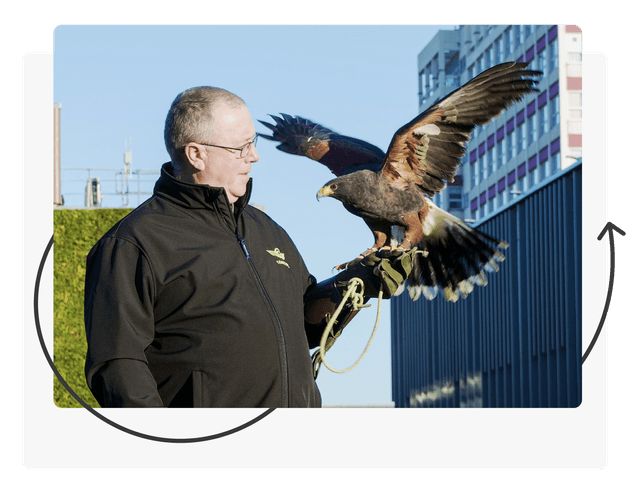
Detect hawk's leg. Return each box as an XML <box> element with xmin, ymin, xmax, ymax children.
<box><xmin>398</xmin><ymin>212</ymin><xmax>424</xmax><ymax>250</ymax></box>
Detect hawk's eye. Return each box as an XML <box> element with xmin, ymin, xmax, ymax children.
<box><xmin>330</xmin><ymin>184</ymin><xmax>338</xmax><ymax>191</ymax></box>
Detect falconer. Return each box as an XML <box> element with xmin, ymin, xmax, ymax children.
<box><xmin>83</xmin><ymin>86</ymin><xmax>413</xmax><ymax>408</ymax></box>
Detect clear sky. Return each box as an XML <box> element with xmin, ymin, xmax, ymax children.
<box><xmin>54</xmin><ymin>25</ymin><xmax>452</xmax><ymax>406</ymax></box>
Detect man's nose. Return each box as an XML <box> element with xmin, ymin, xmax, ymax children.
<box><xmin>247</xmin><ymin>143</ymin><xmax>259</xmax><ymax>162</ymax></box>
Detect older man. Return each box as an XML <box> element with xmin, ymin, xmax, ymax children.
<box><xmin>83</xmin><ymin>86</ymin><xmax>411</xmax><ymax>408</ymax></box>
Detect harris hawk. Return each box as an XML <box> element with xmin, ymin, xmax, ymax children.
<box><xmin>258</xmin><ymin>62</ymin><xmax>541</xmax><ymax>302</ymax></box>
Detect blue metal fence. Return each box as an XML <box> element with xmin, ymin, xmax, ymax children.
<box><xmin>390</xmin><ymin>161</ymin><xmax>582</xmax><ymax>407</ymax></box>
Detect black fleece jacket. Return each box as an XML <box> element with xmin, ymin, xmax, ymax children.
<box><xmin>84</xmin><ymin>163</ymin><xmax>323</xmax><ymax>407</ymax></box>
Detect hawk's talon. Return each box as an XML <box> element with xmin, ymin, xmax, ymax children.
<box><xmin>334</xmin><ymin>247</ymin><xmax>380</xmax><ymax>271</ymax></box>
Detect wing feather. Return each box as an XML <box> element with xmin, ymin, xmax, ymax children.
<box><xmin>258</xmin><ymin>114</ymin><xmax>386</xmax><ymax>176</ymax></box>
<box><xmin>381</xmin><ymin>62</ymin><xmax>541</xmax><ymax>196</ymax></box>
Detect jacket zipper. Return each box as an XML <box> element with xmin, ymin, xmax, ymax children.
<box><xmin>236</xmin><ymin>234</ymin><xmax>290</xmax><ymax>407</ymax></box>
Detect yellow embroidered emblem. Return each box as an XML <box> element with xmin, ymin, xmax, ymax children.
<box><xmin>267</xmin><ymin>248</ymin><xmax>290</xmax><ymax>268</ymax></box>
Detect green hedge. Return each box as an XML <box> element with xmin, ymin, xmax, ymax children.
<box><xmin>53</xmin><ymin>208</ymin><xmax>132</xmax><ymax>408</ymax></box>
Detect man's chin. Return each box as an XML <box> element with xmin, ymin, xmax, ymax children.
<box><xmin>230</xmin><ymin>183</ymin><xmax>249</xmax><ymax>202</ymax></box>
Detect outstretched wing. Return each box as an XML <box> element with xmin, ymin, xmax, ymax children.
<box><xmin>258</xmin><ymin>113</ymin><xmax>386</xmax><ymax>176</ymax></box>
<box><xmin>382</xmin><ymin>62</ymin><xmax>542</xmax><ymax>196</ymax></box>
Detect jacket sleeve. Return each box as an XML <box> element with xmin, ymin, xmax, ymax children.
<box><xmin>84</xmin><ymin>236</ymin><xmax>164</xmax><ymax>407</ymax></box>
<box><xmin>303</xmin><ymin>275</ymin><xmax>366</xmax><ymax>349</ymax></box>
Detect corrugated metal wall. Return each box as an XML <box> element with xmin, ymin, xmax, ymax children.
<box><xmin>391</xmin><ymin>162</ymin><xmax>582</xmax><ymax>408</ymax></box>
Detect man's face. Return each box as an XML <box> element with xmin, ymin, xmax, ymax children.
<box><xmin>199</xmin><ymin>103</ymin><xmax>259</xmax><ymax>203</ymax></box>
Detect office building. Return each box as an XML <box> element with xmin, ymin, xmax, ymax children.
<box><xmin>417</xmin><ymin>25</ymin><xmax>582</xmax><ymax>221</ymax></box>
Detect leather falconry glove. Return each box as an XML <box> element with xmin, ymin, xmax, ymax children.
<box><xmin>304</xmin><ymin>247</ymin><xmax>419</xmax><ymax>370</ymax></box>
<box><xmin>334</xmin><ymin>247</ymin><xmax>419</xmax><ymax>299</ymax></box>
<box><xmin>304</xmin><ymin>248</ymin><xmax>418</xmax><ymax>346</ymax></box>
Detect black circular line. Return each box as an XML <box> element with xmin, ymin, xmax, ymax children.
<box><xmin>34</xmin><ymin>234</ymin><xmax>276</xmax><ymax>443</ymax></box>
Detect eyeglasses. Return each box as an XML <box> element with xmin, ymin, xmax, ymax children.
<box><xmin>199</xmin><ymin>134</ymin><xmax>258</xmax><ymax>158</ymax></box>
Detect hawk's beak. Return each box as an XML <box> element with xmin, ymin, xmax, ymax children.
<box><xmin>316</xmin><ymin>185</ymin><xmax>333</xmax><ymax>201</ymax></box>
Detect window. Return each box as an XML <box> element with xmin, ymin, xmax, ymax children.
<box><xmin>549</xmin><ymin>37</ymin><xmax>558</xmax><ymax>71</ymax></box>
<box><xmin>539</xmin><ymin>103</ymin><xmax>549</xmax><ymax>135</ymax></box>
<box><xmin>514</xmin><ymin>25</ymin><xmax>521</xmax><ymax>48</ymax></box>
<box><xmin>490</xmin><ymin>147</ymin><xmax>497</xmax><ymax>174</ymax></box>
<box><xmin>538</xmin><ymin>47</ymin><xmax>547</xmax><ymax>76</ymax></box>
<box><xmin>525</xmin><ymin>25</ymin><xmax>533</xmax><ymax>38</ymax></box>
<box><xmin>505</xmin><ymin>27</ymin><xmax>512</xmax><ymax>56</ymax></box>
<box><xmin>510</xmin><ymin>130</ymin><xmax>517</xmax><ymax>158</ymax></box>
<box><xmin>449</xmin><ymin>189</ymin><xmax>462</xmax><ymax>209</ymax></box>
<box><xmin>445</xmin><ymin>76</ymin><xmax>460</xmax><ymax>88</ymax></box>
<box><xmin>429</xmin><ymin>68</ymin><xmax>438</xmax><ymax>94</ymax></box>
<box><xmin>497</xmin><ymin>36</ymin><xmax>504</xmax><ymax>63</ymax></box>
<box><xmin>497</xmin><ymin>139</ymin><xmax>504</xmax><ymax>167</ymax></box>
<box><xmin>554</xmin><ymin>152</ymin><xmax>561</xmax><ymax>171</ymax></box>
<box><xmin>550</xmin><ymin>96</ymin><xmax>560</xmax><ymax>127</ymax></box>
<box><xmin>535</xmin><ymin>164</ymin><xmax>543</xmax><ymax>185</ymax></box>
<box><xmin>517</xmin><ymin>123</ymin><xmax>525</xmax><ymax>153</ymax></box>
<box><xmin>527</xmin><ymin>114</ymin><xmax>537</xmax><ymax>145</ymax></box>
<box><xmin>568</xmin><ymin>52</ymin><xmax>582</xmax><ymax>62</ymax></box>
<box><xmin>502</xmin><ymin>188</ymin><xmax>509</xmax><ymax>205</ymax></box>
<box><xmin>482</xmin><ymin>153</ymin><xmax>489</xmax><ymax>180</ymax></box>
<box><xmin>526</xmin><ymin>168</ymin><xmax>535</xmax><ymax>189</ymax></box>
<box><xmin>544</xmin><ymin>157</ymin><xmax>552</xmax><ymax>178</ymax></box>
<box><xmin>473</xmin><ymin>161</ymin><xmax>480</xmax><ymax>186</ymax></box>
<box><xmin>546</xmin><ymin>152</ymin><xmax>560</xmax><ymax>177</ymax></box>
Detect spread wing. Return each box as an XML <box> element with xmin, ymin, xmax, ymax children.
<box><xmin>258</xmin><ymin>113</ymin><xmax>386</xmax><ymax>176</ymax></box>
<box><xmin>381</xmin><ymin>62</ymin><xmax>542</xmax><ymax>196</ymax></box>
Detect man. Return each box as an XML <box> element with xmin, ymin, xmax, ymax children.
<box><xmin>84</xmin><ymin>86</ymin><xmax>412</xmax><ymax>408</ymax></box>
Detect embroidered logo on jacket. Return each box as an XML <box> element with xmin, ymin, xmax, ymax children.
<box><xmin>266</xmin><ymin>248</ymin><xmax>290</xmax><ymax>268</ymax></box>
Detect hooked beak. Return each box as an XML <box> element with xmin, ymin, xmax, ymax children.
<box><xmin>316</xmin><ymin>185</ymin><xmax>333</xmax><ymax>201</ymax></box>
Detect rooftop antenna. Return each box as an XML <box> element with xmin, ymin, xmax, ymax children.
<box><xmin>123</xmin><ymin>138</ymin><xmax>132</xmax><ymax>207</ymax></box>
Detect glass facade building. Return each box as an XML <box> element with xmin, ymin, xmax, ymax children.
<box><xmin>417</xmin><ymin>25</ymin><xmax>582</xmax><ymax>222</ymax></box>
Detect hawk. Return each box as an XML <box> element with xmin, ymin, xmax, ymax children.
<box><xmin>258</xmin><ymin>62</ymin><xmax>541</xmax><ymax>302</ymax></box>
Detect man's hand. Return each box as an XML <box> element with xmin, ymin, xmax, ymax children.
<box><xmin>335</xmin><ymin>247</ymin><xmax>419</xmax><ymax>299</ymax></box>
<box><xmin>304</xmin><ymin>247</ymin><xmax>419</xmax><ymax>348</ymax></box>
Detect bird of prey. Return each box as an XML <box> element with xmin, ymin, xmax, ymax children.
<box><xmin>258</xmin><ymin>62</ymin><xmax>541</xmax><ymax>302</ymax></box>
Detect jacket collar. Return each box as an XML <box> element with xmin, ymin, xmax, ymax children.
<box><xmin>153</xmin><ymin>162</ymin><xmax>252</xmax><ymax>228</ymax></box>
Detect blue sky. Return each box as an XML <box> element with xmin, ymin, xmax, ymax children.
<box><xmin>54</xmin><ymin>25</ymin><xmax>453</xmax><ymax>406</ymax></box>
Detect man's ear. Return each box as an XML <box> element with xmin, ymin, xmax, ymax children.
<box><xmin>183</xmin><ymin>143</ymin><xmax>207</xmax><ymax>172</ymax></box>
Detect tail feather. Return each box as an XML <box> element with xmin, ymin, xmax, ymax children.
<box><xmin>397</xmin><ymin>200</ymin><xmax>508</xmax><ymax>302</ymax></box>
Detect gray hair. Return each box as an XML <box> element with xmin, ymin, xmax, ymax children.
<box><xmin>164</xmin><ymin>86</ymin><xmax>246</xmax><ymax>162</ymax></box>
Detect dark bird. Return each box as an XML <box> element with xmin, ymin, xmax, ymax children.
<box><xmin>258</xmin><ymin>62</ymin><xmax>541</xmax><ymax>302</ymax></box>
